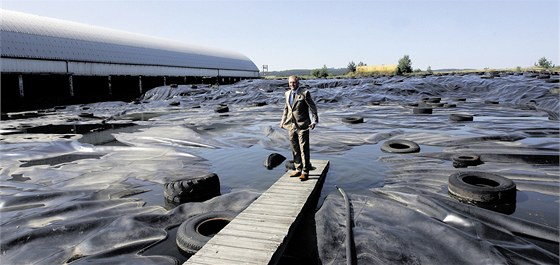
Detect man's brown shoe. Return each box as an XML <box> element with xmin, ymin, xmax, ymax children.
<box><xmin>299</xmin><ymin>173</ymin><xmax>309</xmax><ymax>181</ymax></box>
<box><xmin>289</xmin><ymin>171</ymin><xmax>301</xmax><ymax>177</ymax></box>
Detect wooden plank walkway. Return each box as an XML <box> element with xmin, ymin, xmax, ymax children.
<box><xmin>184</xmin><ymin>159</ymin><xmax>330</xmax><ymax>265</ymax></box>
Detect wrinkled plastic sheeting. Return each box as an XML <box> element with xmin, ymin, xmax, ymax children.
<box><xmin>139</xmin><ymin>81</ymin><xmax>283</xmax><ymax>108</ymax></box>
<box><xmin>0</xmin><ymin>190</ymin><xmax>259</xmax><ymax>264</ymax></box>
<box><xmin>316</xmin><ymin>189</ymin><xmax>559</xmax><ymax>265</ymax></box>
<box><xmin>0</xmin><ymin>125</ymin><xmax>259</xmax><ymax>264</ymax></box>
<box><xmin>140</xmin><ymin>75</ymin><xmax>559</xmax><ymax>119</ymax></box>
<box><xmin>1</xmin><ymin>73</ymin><xmax>558</xmax><ymax>264</ymax></box>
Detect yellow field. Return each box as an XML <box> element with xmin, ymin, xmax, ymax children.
<box><xmin>356</xmin><ymin>64</ymin><xmax>398</xmax><ymax>75</ymax></box>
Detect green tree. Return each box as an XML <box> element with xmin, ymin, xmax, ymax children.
<box><xmin>535</xmin><ymin>57</ymin><xmax>554</xmax><ymax>69</ymax></box>
<box><xmin>357</xmin><ymin>61</ymin><xmax>366</xmax><ymax>67</ymax></box>
<box><xmin>320</xmin><ymin>65</ymin><xmax>329</xmax><ymax>78</ymax></box>
<box><xmin>396</xmin><ymin>55</ymin><xmax>413</xmax><ymax>75</ymax></box>
<box><xmin>426</xmin><ymin>66</ymin><xmax>433</xmax><ymax>74</ymax></box>
<box><xmin>347</xmin><ymin>61</ymin><xmax>356</xmax><ymax>73</ymax></box>
<box><xmin>310</xmin><ymin>69</ymin><xmax>321</xmax><ymax>78</ymax></box>
<box><xmin>310</xmin><ymin>65</ymin><xmax>329</xmax><ymax>78</ymax></box>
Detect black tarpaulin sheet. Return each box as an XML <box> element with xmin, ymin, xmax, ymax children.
<box><xmin>316</xmin><ymin>188</ymin><xmax>558</xmax><ymax>264</ymax></box>
<box><xmin>1</xmin><ymin>73</ymin><xmax>558</xmax><ymax>264</ymax></box>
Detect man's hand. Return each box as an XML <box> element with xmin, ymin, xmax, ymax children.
<box><xmin>309</xmin><ymin>123</ymin><xmax>315</xmax><ymax>130</ymax></box>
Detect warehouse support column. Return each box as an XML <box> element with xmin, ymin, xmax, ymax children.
<box><xmin>139</xmin><ymin>76</ymin><xmax>143</xmax><ymax>94</ymax></box>
<box><xmin>18</xmin><ymin>74</ymin><xmax>24</xmax><ymax>98</ymax></box>
<box><xmin>69</xmin><ymin>75</ymin><xmax>74</xmax><ymax>97</ymax></box>
<box><xmin>108</xmin><ymin>76</ymin><xmax>113</xmax><ymax>96</ymax></box>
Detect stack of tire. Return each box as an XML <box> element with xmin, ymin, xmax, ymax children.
<box><xmin>164</xmin><ymin>173</ymin><xmax>232</xmax><ymax>254</ymax></box>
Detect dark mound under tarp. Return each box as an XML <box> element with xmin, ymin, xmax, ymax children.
<box><xmin>0</xmin><ymin>73</ymin><xmax>558</xmax><ymax>264</ymax></box>
<box><xmin>317</xmin><ymin>189</ymin><xmax>558</xmax><ymax>264</ymax></box>
<box><xmin>0</xmin><ymin>189</ymin><xmax>259</xmax><ymax>264</ymax></box>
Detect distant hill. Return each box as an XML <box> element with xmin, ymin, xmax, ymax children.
<box><xmin>262</xmin><ymin>68</ymin><xmax>480</xmax><ymax>77</ymax></box>
<box><xmin>262</xmin><ymin>68</ymin><xmax>348</xmax><ymax>77</ymax></box>
<box><xmin>433</xmin><ymin>68</ymin><xmax>476</xmax><ymax>72</ymax></box>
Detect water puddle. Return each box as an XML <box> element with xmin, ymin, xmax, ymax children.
<box><xmin>1</xmin><ymin>76</ymin><xmax>558</xmax><ymax>264</ymax></box>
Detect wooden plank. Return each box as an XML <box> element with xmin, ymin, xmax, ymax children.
<box><xmin>250</xmin><ymin>197</ymin><xmax>307</xmax><ymax>207</ymax></box>
<box><xmin>228</xmin><ymin>218</ymin><xmax>292</xmax><ymax>231</ymax></box>
<box><xmin>193</xmin><ymin>244</ymin><xmax>272</xmax><ymax>263</ymax></box>
<box><xmin>238</xmin><ymin>207</ymin><xmax>302</xmax><ymax>220</ymax></box>
<box><xmin>185</xmin><ymin>159</ymin><xmax>329</xmax><ymax>265</ymax></box>
<box><xmin>261</xmin><ymin>188</ymin><xmax>313</xmax><ymax>195</ymax></box>
<box><xmin>239</xmin><ymin>210</ymin><xmax>300</xmax><ymax>220</ymax></box>
<box><xmin>185</xmin><ymin>255</ymin><xmax>261</xmax><ymax>265</ymax></box>
<box><xmin>219</xmin><ymin>226</ymin><xmax>285</xmax><ymax>241</ymax></box>
<box><xmin>209</xmin><ymin>234</ymin><xmax>281</xmax><ymax>250</ymax></box>
<box><xmin>237</xmin><ymin>212</ymin><xmax>297</xmax><ymax>223</ymax></box>
<box><xmin>223</xmin><ymin>222</ymin><xmax>287</xmax><ymax>235</ymax></box>
<box><xmin>243</xmin><ymin>203</ymin><xmax>304</xmax><ymax>213</ymax></box>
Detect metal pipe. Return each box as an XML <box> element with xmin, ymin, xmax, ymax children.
<box><xmin>336</xmin><ymin>185</ymin><xmax>354</xmax><ymax>265</ymax></box>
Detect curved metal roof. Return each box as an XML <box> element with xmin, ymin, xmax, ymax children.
<box><xmin>0</xmin><ymin>10</ymin><xmax>259</xmax><ymax>72</ymax></box>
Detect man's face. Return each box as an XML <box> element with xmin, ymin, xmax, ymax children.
<box><xmin>289</xmin><ymin>77</ymin><xmax>298</xmax><ymax>90</ymax></box>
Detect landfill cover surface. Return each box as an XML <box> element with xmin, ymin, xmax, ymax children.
<box><xmin>1</xmin><ymin>73</ymin><xmax>559</xmax><ymax>264</ymax></box>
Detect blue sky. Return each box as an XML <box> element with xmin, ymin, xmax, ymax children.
<box><xmin>2</xmin><ymin>0</ymin><xmax>558</xmax><ymax>71</ymax></box>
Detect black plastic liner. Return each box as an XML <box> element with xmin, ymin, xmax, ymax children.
<box><xmin>1</xmin><ymin>74</ymin><xmax>558</xmax><ymax>264</ymax></box>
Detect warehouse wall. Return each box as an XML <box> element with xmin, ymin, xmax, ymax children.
<box><xmin>0</xmin><ymin>10</ymin><xmax>260</xmax><ymax>112</ymax></box>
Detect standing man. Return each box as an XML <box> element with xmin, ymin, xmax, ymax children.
<box><xmin>280</xmin><ymin>75</ymin><xmax>319</xmax><ymax>181</ymax></box>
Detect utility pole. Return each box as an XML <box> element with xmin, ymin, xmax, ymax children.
<box><xmin>262</xmin><ymin>65</ymin><xmax>268</xmax><ymax>77</ymax></box>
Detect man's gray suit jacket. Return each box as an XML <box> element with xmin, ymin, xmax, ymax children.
<box><xmin>280</xmin><ymin>88</ymin><xmax>319</xmax><ymax>130</ymax></box>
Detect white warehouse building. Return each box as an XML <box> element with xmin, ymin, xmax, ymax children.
<box><xmin>1</xmin><ymin>10</ymin><xmax>260</xmax><ymax>111</ymax></box>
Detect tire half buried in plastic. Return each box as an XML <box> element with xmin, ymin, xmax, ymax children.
<box><xmin>448</xmin><ymin>171</ymin><xmax>516</xmax><ymax>203</ymax></box>
<box><xmin>176</xmin><ymin>211</ymin><xmax>237</xmax><ymax>254</ymax></box>
<box><xmin>381</xmin><ymin>139</ymin><xmax>420</xmax><ymax>153</ymax></box>
<box><xmin>342</xmin><ymin>116</ymin><xmax>364</xmax><ymax>124</ymax></box>
<box><xmin>452</xmin><ymin>154</ymin><xmax>482</xmax><ymax>168</ymax></box>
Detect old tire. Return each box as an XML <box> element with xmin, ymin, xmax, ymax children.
<box><xmin>448</xmin><ymin>171</ymin><xmax>516</xmax><ymax>203</ymax></box>
<box><xmin>164</xmin><ymin>173</ymin><xmax>221</xmax><ymax>204</ymax></box>
<box><xmin>413</xmin><ymin>107</ymin><xmax>432</xmax><ymax>114</ymax></box>
<box><xmin>449</xmin><ymin>113</ymin><xmax>473</xmax><ymax>121</ymax></box>
<box><xmin>381</xmin><ymin>139</ymin><xmax>420</xmax><ymax>153</ymax></box>
<box><xmin>176</xmin><ymin>211</ymin><xmax>236</xmax><ymax>254</ymax></box>
<box><xmin>79</xmin><ymin>113</ymin><xmax>94</xmax><ymax>118</ymax></box>
<box><xmin>427</xmin><ymin>103</ymin><xmax>444</xmax><ymax>108</ymax></box>
<box><xmin>342</xmin><ymin>117</ymin><xmax>364</xmax><ymax>124</ymax></box>
<box><xmin>426</xmin><ymin>97</ymin><xmax>441</xmax><ymax>103</ymax></box>
<box><xmin>215</xmin><ymin>105</ymin><xmax>229</xmax><ymax>113</ymax></box>
<box><xmin>452</xmin><ymin>154</ymin><xmax>482</xmax><ymax>168</ymax></box>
